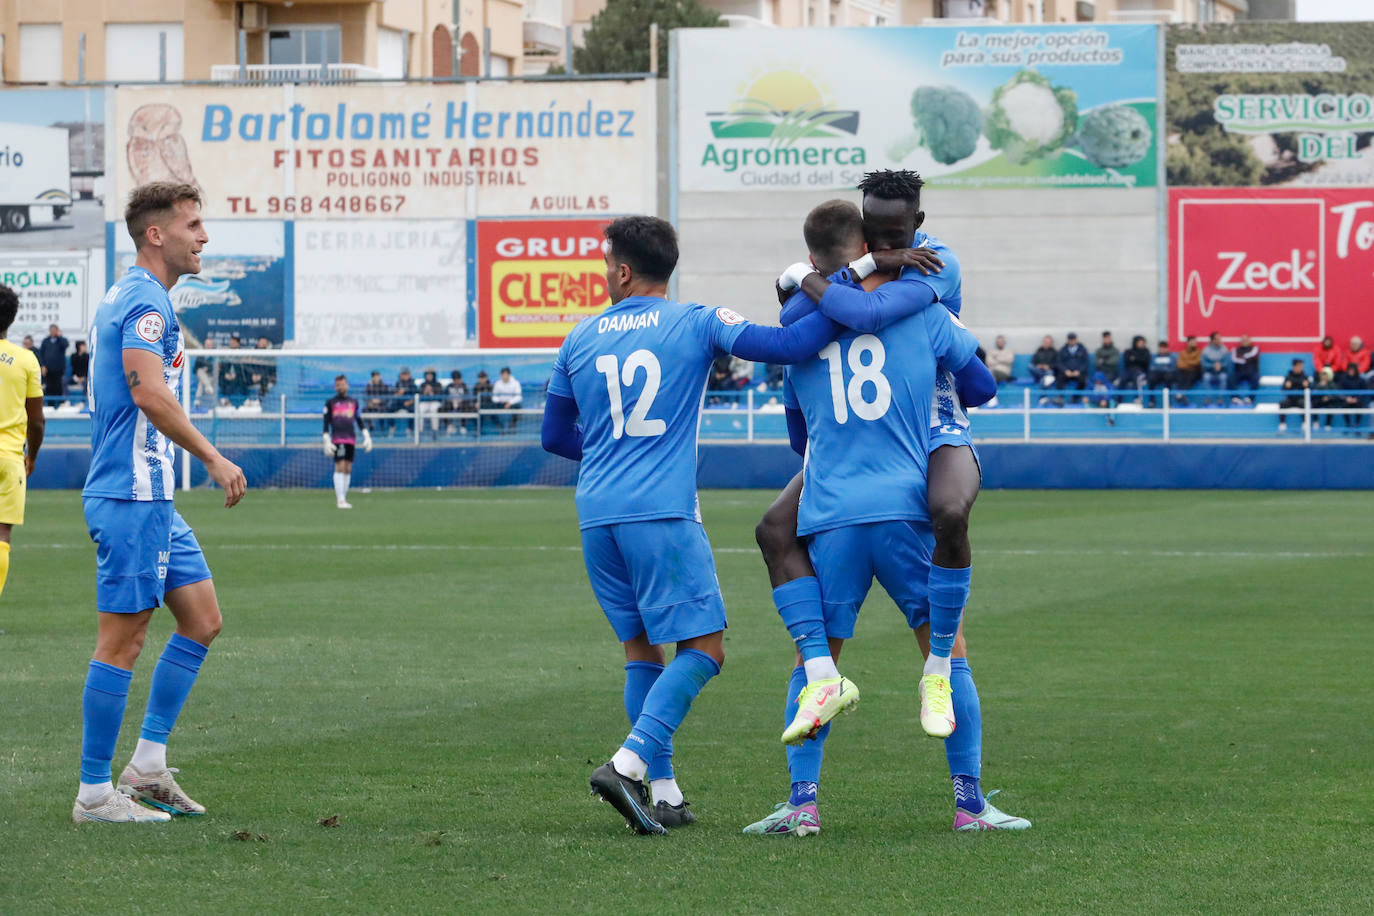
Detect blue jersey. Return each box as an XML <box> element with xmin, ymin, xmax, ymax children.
<box><xmin>784</xmin><ymin>306</ymin><xmax>978</xmax><ymax>536</ymax></box>
<box><xmin>84</xmin><ymin>266</ymin><xmax>184</xmax><ymax>501</ymax></box>
<box><xmin>547</xmin><ymin>296</ymin><xmax>748</xmax><ymax>530</ymax></box>
<box><xmin>904</xmin><ymin>230</ymin><xmax>962</xmax><ymax>318</ymax></box>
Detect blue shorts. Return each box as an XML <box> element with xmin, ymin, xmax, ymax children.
<box><xmin>83</xmin><ymin>497</ymin><xmax>213</xmax><ymax>613</ymax></box>
<box><xmin>929</xmin><ymin>424</ymin><xmax>981</xmax><ymax>479</ymax></box>
<box><xmin>807</xmin><ymin>520</ymin><xmax>934</xmax><ymax>639</ymax></box>
<box><xmin>581</xmin><ymin>519</ymin><xmax>727</xmax><ymax>645</ymax></box>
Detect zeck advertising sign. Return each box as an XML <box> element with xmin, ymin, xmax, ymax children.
<box><xmin>476</xmin><ymin>219</ymin><xmax>612</xmax><ymax>348</ymax></box>
<box><xmin>1169</xmin><ymin>188</ymin><xmax>1374</xmax><ymax>345</ymax></box>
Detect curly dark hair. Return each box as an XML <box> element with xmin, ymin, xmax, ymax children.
<box><xmin>857</xmin><ymin>169</ymin><xmax>926</xmax><ymax>205</ymax></box>
<box><xmin>0</xmin><ymin>284</ymin><xmax>17</xmax><ymax>336</ymax></box>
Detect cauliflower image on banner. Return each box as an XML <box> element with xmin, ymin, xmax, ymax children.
<box><xmin>1076</xmin><ymin>104</ymin><xmax>1152</xmax><ymax>169</ymax></box>
<box><xmin>984</xmin><ymin>69</ymin><xmax>1078</xmax><ymax>166</ymax></box>
<box><xmin>888</xmin><ymin>85</ymin><xmax>984</xmax><ymax>166</ymax></box>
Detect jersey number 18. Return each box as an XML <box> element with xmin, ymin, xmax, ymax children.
<box><xmin>818</xmin><ymin>335</ymin><xmax>891</xmax><ymax>423</ymax></box>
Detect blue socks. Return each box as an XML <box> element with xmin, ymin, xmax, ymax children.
<box><xmin>784</xmin><ymin>665</ymin><xmax>828</xmax><ymax>802</ymax></box>
<box><xmin>946</xmin><ymin>657</ymin><xmax>985</xmax><ymax>813</ymax></box>
<box><xmin>928</xmin><ymin>565</ymin><xmax>971</xmax><ymax>658</ymax></box>
<box><xmin>623</xmin><ymin>661</ymin><xmax>674</xmax><ymax>782</ymax></box>
<box><xmin>624</xmin><ymin>649</ymin><xmax>720</xmax><ymax>763</ymax></box>
<box><xmin>772</xmin><ymin>578</ymin><xmax>829</xmax><ymax>662</ymax></box>
<box><xmin>81</xmin><ymin>660</ymin><xmax>132</xmax><ymax>783</ymax></box>
<box><xmin>140</xmin><ymin>633</ymin><xmax>209</xmax><ymax>744</ymax></box>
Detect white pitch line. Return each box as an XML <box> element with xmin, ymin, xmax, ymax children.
<box><xmin>24</xmin><ymin>544</ymin><xmax>1371</xmax><ymax>560</ymax></box>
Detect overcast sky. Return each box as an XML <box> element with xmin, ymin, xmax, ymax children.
<box><xmin>1295</xmin><ymin>0</ymin><xmax>1373</xmax><ymax>20</ymax></box>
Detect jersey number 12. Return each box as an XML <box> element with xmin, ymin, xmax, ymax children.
<box><xmin>595</xmin><ymin>349</ymin><xmax>666</xmax><ymax>439</ymax></box>
<box><xmin>818</xmin><ymin>335</ymin><xmax>891</xmax><ymax>423</ymax></box>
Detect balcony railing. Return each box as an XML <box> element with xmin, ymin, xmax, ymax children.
<box><xmin>210</xmin><ymin>63</ymin><xmax>385</xmax><ymax>85</ymax></box>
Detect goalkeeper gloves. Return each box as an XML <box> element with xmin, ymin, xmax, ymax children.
<box><xmin>361</xmin><ymin>428</ymin><xmax>373</xmax><ymax>452</ymax></box>
<box><xmin>322</xmin><ymin>432</ymin><xmax>334</xmax><ymax>457</ymax></box>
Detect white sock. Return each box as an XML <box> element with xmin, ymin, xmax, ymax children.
<box><xmin>923</xmin><ymin>653</ymin><xmax>952</xmax><ymax>678</ymax></box>
<box><xmin>651</xmin><ymin>777</ymin><xmax>684</xmax><ymax>807</ymax></box>
<box><xmin>343</xmin><ymin>473</ymin><xmax>351</xmax><ymax>498</ymax></box>
<box><xmin>129</xmin><ymin>738</ymin><xmax>167</xmax><ymax>774</ymax></box>
<box><xmin>333</xmin><ymin>473</ymin><xmax>346</xmax><ymax>502</ymax></box>
<box><xmin>610</xmin><ymin>747</ymin><xmax>648</xmax><ymax>782</ymax></box>
<box><xmin>803</xmin><ymin>656</ymin><xmax>841</xmax><ymax>682</ymax></box>
<box><xmin>77</xmin><ymin>781</ymin><xmax>114</xmax><ymax>806</ymax></box>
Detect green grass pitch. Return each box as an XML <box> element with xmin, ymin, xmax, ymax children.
<box><xmin>1</xmin><ymin>487</ymin><xmax>1372</xmax><ymax>913</ymax></box>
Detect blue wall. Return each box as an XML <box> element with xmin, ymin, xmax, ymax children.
<box><xmin>31</xmin><ymin>442</ymin><xmax>1374</xmax><ymax>491</ymax></box>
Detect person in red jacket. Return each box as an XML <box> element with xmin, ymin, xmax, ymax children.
<box><xmin>1347</xmin><ymin>336</ymin><xmax>1371</xmax><ymax>381</ymax></box>
<box><xmin>1313</xmin><ymin>335</ymin><xmax>1344</xmax><ymax>373</ymax></box>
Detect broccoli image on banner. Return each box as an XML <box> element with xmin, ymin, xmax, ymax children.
<box><xmin>887</xmin><ymin>85</ymin><xmax>984</xmax><ymax>165</ymax></box>
<box><xmin>984</xmin><ymin>69</ymin><xmax>1078</xmax><ymax>165</ymax></box>
<box><xmin>1076</xmin><ymin>104</ymin><xmax>1152</xmax><ymax>169</ymax></box>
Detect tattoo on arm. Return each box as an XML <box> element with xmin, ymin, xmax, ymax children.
<box><xmin>126</xmin><ymin>370</ymin><xmax>141</xmax><ymax>390</ymax></box>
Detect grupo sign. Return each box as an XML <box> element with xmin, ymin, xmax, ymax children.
<box><xmin>476</xmin><ymin>219</ymin><xmax>611</xmax><ymax>348</ymax></box>
<box><xmin>1169</xmin><ymin>188</ymin><xmax>1374</xmax><ymax>345</ymax></box>
<box><xmin>677</xmin><ymin>24</ymin><xmax>1158</xmax><ymax>191</ymax></box>
<box><xmin>111</xmin><ymin>81</ymin><xmax>657</xmax><ymax>220</ymax></box>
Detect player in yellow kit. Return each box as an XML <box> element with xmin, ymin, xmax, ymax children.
<box><xmin>0</xmin><ymin>284</ymin><xmax>46</xmax><ymax>600</ymax></box>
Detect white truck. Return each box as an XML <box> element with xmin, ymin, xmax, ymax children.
<box><xmin>0</xmin><ymin>122</ymin><xmax>72</xmax><ymax>232</ymax></box>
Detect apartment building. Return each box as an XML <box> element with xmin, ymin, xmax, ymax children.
<box><xmin>903</xmin><ymin>0</ymin><xmax>1257</xmax><ymax>23</ymax></box>
<box><xmin>0</xmin><ymin>0</ymin><xmax>523</xmax><ymax>82</ymax></box>
<box><xmin>0</xmin><ymin>0</ymin><xmax>1292</xmax><ymax>85</ymax></box>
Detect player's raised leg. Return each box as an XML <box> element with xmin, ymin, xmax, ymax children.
<box><xmin>120</xmin><ymin>524</ymin><xmax>219</xmax><ymax>817</ymax></box>
<box><xmin>921</xmin><ymin>441</ymin><xmax>980</xmax><ymax>738</ymax></box>
<box><xmin>758</xmin><ymin>475</ymin><xmax>860</xmax><ymax>745</ymax></box>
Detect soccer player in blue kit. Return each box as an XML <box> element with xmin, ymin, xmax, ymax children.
<box><xmin>541</xmin><ymin>215</ymin><xmax>848</xmax><ymax>835</ymax></box>
<box><xmin>73</xmin><ymin>182</ymin><xmax>247</xmax><ymax>824</ymax></box>
<box><xmin>746</xmin><ymin>173</ymin><xmax>1031</xmax><ymax>834</ymax></box>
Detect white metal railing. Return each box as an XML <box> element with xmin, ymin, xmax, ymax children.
<box><xmin>209</xmin><ymin>63</ymin><xmax>385</xmax><ymax>85</ymax></box>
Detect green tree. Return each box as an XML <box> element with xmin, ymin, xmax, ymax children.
<box><xmin>573</xmin><ymin>0</ymin><xmax>723</xmax><ymax>78</ymax></box>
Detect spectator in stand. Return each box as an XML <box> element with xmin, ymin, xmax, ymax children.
<box><xmin>1314</xmin><ymin>366</ymin><xmax>1339</xmax><ymax>430</ymax></box>
<box><xmin>1339</xmin><ymin>362</ymin><xmax>1366</xmax><ymax>434</ymax></box>
<box><xmin>1094</xmin><ymin>331</ymin><xmax>1120</xmax><ymax>381</ymax></box>
<box><xmin>473</xmin><ymin>369</ymin><xmax>494</xmax><ymax>433</ymax></box>
<box><xmin>1200</xmin><ymin>331</ymin><xmax>1232</xmax><ymax>406</ymax></box>
<box><xmin>1029</xmin><ymin>335</ymin><xmax>1058</xmax><ymax>393</ymax></box>
<box><xmin>708</xmin><ymin>354</ymin><xmax>737</xmax><ymax>405</ymax></box>
<box><xmin>393</xmin><ymin>366</ymin><xmax>418</xmax><ymax>435</ymax></box>
<box><xmin>987</xmin><ymin>335</ymin><xmax>1015</xmax><ymax>384</ymax></box>
<box><xmin>1175</xmin><ymin>336</ymin><xmax>1202</xmax><ymax>403</ymax></box>
<box><xmin>363</xmin><ymin>370</ymin><xmax>391</xmax><ymax>434</ymax></box>
<box><xmin>247</xmin><ymin>336</ymin><xmax>276</xmax><ymax>402</ymax></box>
<box><xmin>1278</xmin><ymin>358</ymin><xmax>1310</xmax><ymax>433</ymax></box>
<box><xmin>763</xmin><ymin>363</ymin><xmax>785</xmax><ymax>389</ymax></box>
<box><xmin>37</xmin><ymin>324</ymin><xmax>69</xmax><ymax>399</ymax></box>
<box><xmin>492</xmin><ymin>367</ymin><xmax>523</xmax><ymax>434</ymax></box>
<box><xmin>443</xmin><ymin>370</ymin><xmax>472</xmax><ymax>435</ymax></box>
<box><xmin>1313</xmin><ymin>335</ymin><xmax>1343</xmax><ymax>374</ymax></box>
<box><xmin>1119</xmin><ymin>335</ymin><xmax>1151</xmax><ymax>397</ymax></box>
<box><xmin>1232</xmin><ymin>334</ymin><xmax>1260</xmax><ymax>403</ymax></box>
<box><xmin>1057</xmin><ymin>332</ymin><xmax>1090</xmax><ymax>402</ymax></box>
<box><xmin>1146</xmin><ymin>341</ymin><xmax>1176</xmax><ymax>408</ymax></box>
<box><xmin>22</xmin><ymin>335</ymin><xmax>37</xmax><ymax>360</ymax></box>
<box><xmin>69</xmin><ymin>340</ymin><xmax>90</xmax><ymax>397</ymax></box>
<box><xmin>217</xmin><ymin>333</ymin><xmax>247</xmax><ymax>406</ymax></box>
<box><xmin>1347</xmin><ymin>336</ymin><xmax>1372</xmax><ymax>384</ymax></box>
<box><xmin>416</xmin><ymin>368</ymin><xmax>443</xmax><ymax>437</ymax></box>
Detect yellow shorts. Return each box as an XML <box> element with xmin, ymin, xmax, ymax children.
<box><xmin>0</xmin><ymin>457</ymin><xmax>26</xmax><ymax>525</ymax></box>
